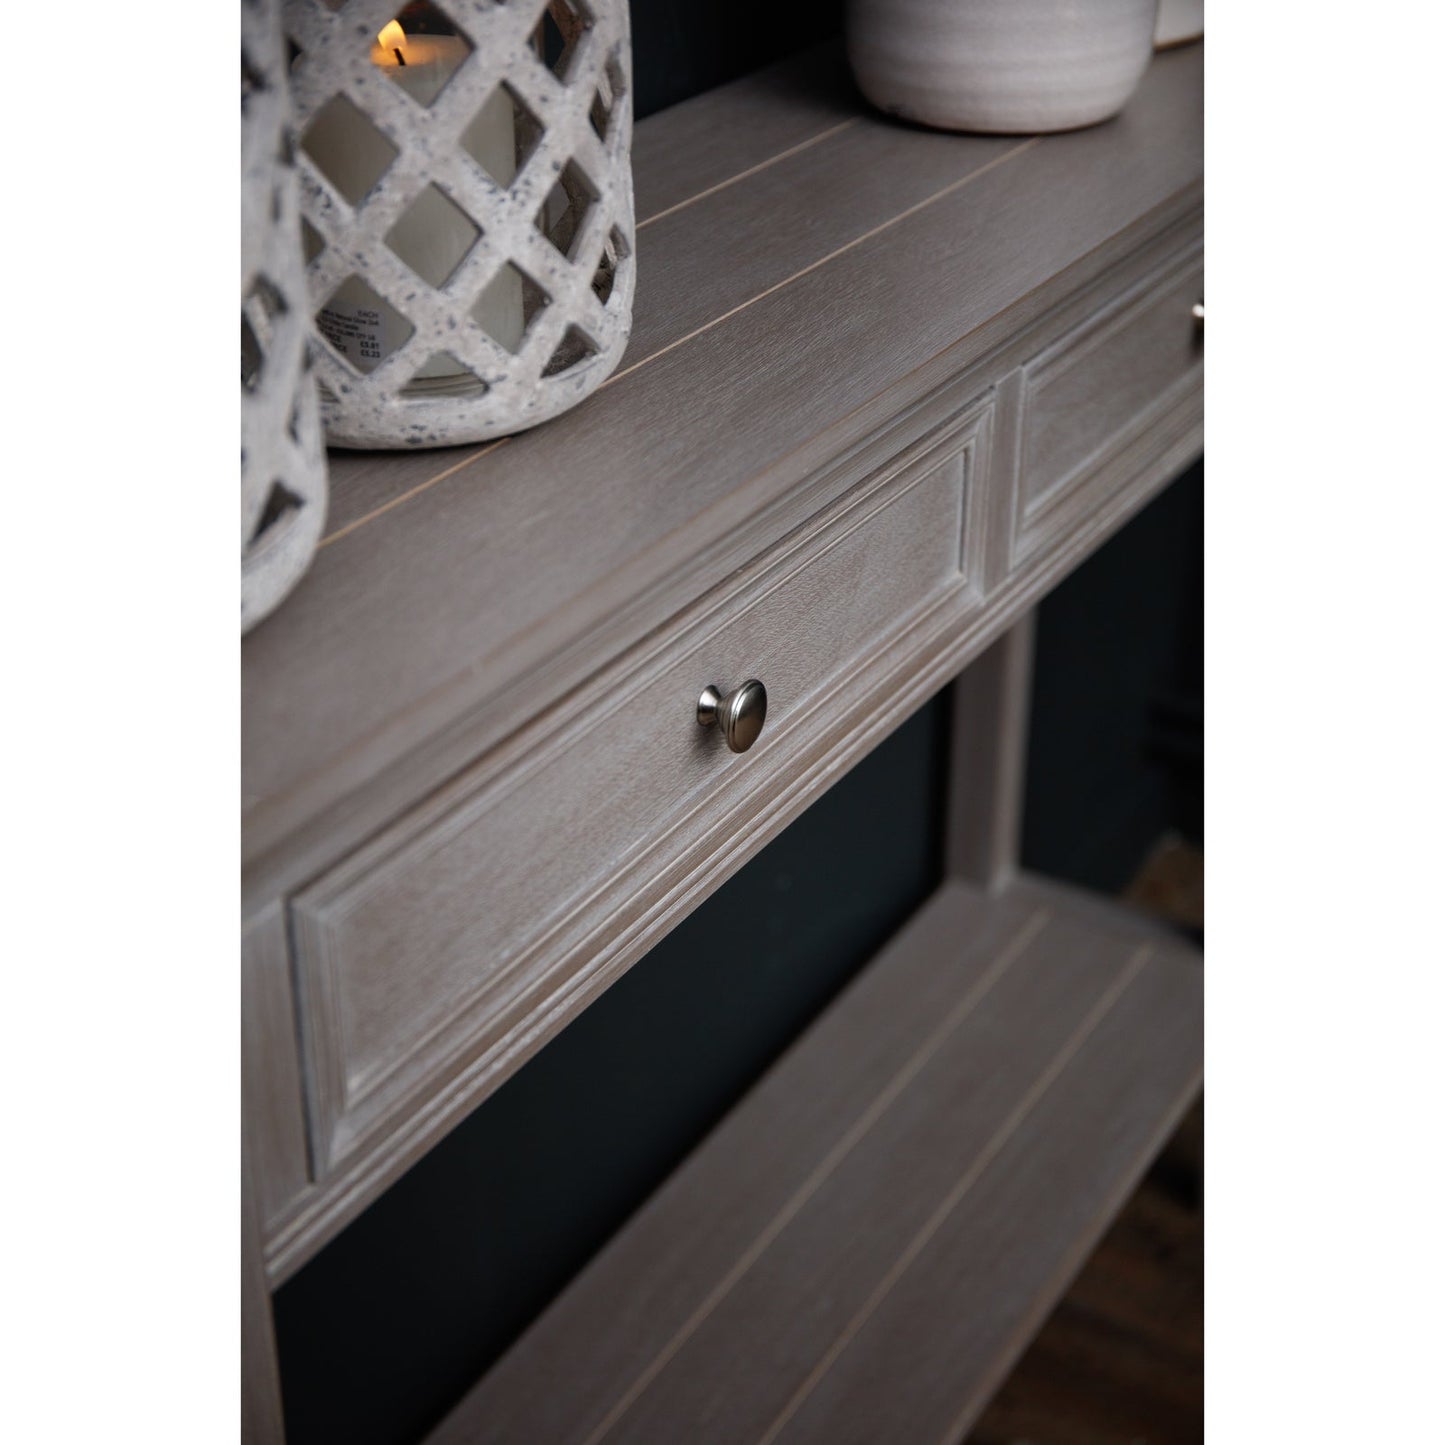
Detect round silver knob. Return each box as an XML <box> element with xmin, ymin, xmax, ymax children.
<box><xmin>697</xmin><ymin>679</ymin><xmax>768</xmax><ymax>753</ymax></box>
<box><xmin>1191</xmin><ymin>300</ymin><xmax>1204</xmax><ymax>327</ymax></box>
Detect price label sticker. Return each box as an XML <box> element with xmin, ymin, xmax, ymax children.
<box><xmin>317</xmin><ymin>304</ymin><xmax>385</xmax><ymax>370</ymax></box>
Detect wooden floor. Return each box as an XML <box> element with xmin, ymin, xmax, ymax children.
<box><xmin>969</xmin><ymin>840</ymin><xmax>1204</xmax><ymax>1445</ymax></box>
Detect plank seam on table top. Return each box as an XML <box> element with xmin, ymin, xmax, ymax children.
<box><xmin>315</xmin><ymin>132</ymin><xmax>1042</xmax><ymax>549</ymax></box>
<box><xmin>752</xmin><ymin>943</ymin><xmax>1154</xmax><ymax>1445</ymax></box>
<box><xmin>635</xmin><ymin>118</ymin><xmax>859</xmax><ymax>231</ymax></box>
<box><xmin>569</xmin><ymin>906</ymin><xmax>1051</xmax><ymax>1445</ymax></box>
<box><xmin>316</xmin><ymin>115</ymin><xmax>860</xmax><ymax>549</ymax></box>
<box><xmin>603</xmin><ymin>137</ymin><xmax>1041</xmax><ymax>391</ymax></box>
<box><xmin>318</xmin><ymin>438</ymin><xmax>507</xmax><ymax>548</ymax></box>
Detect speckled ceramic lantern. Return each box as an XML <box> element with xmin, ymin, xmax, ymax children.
<box><xmin>282</xmin><ymin>0</ymin><xmax>636</xmax><ymax>449</ymax></box>
<box><xmin>243</xmin><ymin>0</ymin><xmax>329</xmax><ymax>633</ymax></box>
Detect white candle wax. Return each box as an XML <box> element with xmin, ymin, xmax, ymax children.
<box><xmin>308</xmin><ymin>23</ymin><xmax>523</xmax><ymax>382</ymax></box>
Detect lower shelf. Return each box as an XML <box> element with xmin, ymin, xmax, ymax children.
<box><xmin>428</xmin><ymin>875</ymin><xmax>1203</xmax><ymax>1445</ymax></box>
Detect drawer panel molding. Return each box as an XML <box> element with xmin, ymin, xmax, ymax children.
<box><xmin>1012</xmin><ymin>242</ymin><xmax>1203</xmax><ymax>566</ymax></box>
<box><xmin>289</xmin><ymin>392</ymin><xmax>996</xmax><ymax>1193</ymax></box>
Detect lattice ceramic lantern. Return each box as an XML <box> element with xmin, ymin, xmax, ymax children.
<box><xmin>243</xmin><ymin>0</ymin><xmax>329</xmax><ymax>632</ymax></box>
<box><xmin>283</xmin><ymin>0</ymin><xmax>636</xmax><ymax>449</ymax></box>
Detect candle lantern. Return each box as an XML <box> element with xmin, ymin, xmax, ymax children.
<box><xmin>243</xmin><ymin>0</ymin><xmax>329</xmax><ymax>631</ymax></box>
<box><xmin>283</xmin><ymin>0</ymin><xmax>636</xmax><ymax>449</ymax></box>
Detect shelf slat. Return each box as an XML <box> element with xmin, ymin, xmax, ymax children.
<box><xmin>428</xmin><ymin>877</ymin><xmax>1202</xmax><ymax>1445</ymax></box>
<box><xmin>630</xmin><ymin>42</ymin><xmax>859</xmax><ymax>225</ymax></box>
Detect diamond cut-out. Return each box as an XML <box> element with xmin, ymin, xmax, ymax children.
<box><xmin>400</xmin><ymin>351</ymin><xmax>489</xmax><ymax>400</ymax></box>
<box><xmin>300</xmin><ymin>216</ymin><xmax>325</xmax><ymax>265</ymax></box>
<box><xmin>384</xmin><ymin>184</ymin><xmax>480</xmax><ymax>288</ymax></box>
<box><xmin>543</xmin><ymin>324</ymin><xmax>598</xmax><ymax>377</ymax></box>
<box><xmin>535</xmin><ymin>159</ymin><xmax>598</xmax><ymax>259</ymax></box>
<box><xmin>532</xmin><ymin>0</ymin><xmax>593</xmax><ymax>84</ymax></box>
<box><xmin>250</xmin><ymin>480</ymin><xmax>305</xmax><ymax>546</ymax></box>
<box><xmin>590</xmin><ymin>226</ymin><xmax>628</xmax><ymax>307</ymax></box>
<box><xmin>460</xmin><ymin>82</ymin><xmax>543</xmax><ymax>188</ymax></box>
<box><xmin>241</xmin><ymin>49</ymin><xmax>267</xmax><ymax>111</ymax></box>
<box><xmin>301</xmin><ymin>93</ymin><xmax>398</xmax><ymax>204</ymax></box>
<box><xmin>472</xmin><ymin>263</ymin><xmax>549</xmax><ymax>354</ymax></box>
<box><xmin>242</xmin><ymin>275</ymin><xmax>289</xmax><ymax>392</ymax></box>
<box><xmin>587</xmin><ymin>90</ymin><xmax>609</xmax><ymax>143</ymax></box>
<box><xmin>241</xmin><ymin>314</ymin><xmax>262</xmax><ymax>392</ymax></box>
<box><xmin>588</xmin><ymin>47</ymin><xmax>626</xmax><ymax>142</ymax></box>
<box><xmin>315</xmin><ymin>275</ymin><xmax>414</xmax><ymax>374</ymax></box>
<box><xmin>375</xmin><ymin>2</ymin><xmax>473</xmax><ymax>109</ymax></box>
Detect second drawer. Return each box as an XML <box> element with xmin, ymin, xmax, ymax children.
<box><xmin>291</xmin><ymin>394</ymin><xmax>994</xmax><ymax>1178</ymax></box>
<box><xmin>1013</xmin><ymin>243</ymin><xmax>1203</xmax><ymax>565</ymax></box>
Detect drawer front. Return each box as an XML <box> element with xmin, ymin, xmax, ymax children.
<box><xmin>1013</xmin><ymin>245</ymin><xmax>1202</xmax><ymax>564</ymax></box>
<box><xmin>292</xmin><ymin>395</ymin><xmax>994</xmax><ymax>1175</ymax></box>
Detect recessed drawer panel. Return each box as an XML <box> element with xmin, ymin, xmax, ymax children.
<box><xmin>292</xmin><ymin>396</ymin><xmax>993</xmax><ymax>1177</ymax></box>
<box><xmin>1013</xmin><ymin>246</ymin><xmax>1202</xmax><ymax>564</ymax></box>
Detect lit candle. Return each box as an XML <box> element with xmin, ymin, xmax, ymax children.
<box><xmin>308</xmin><ymin>10</ymin><xmax>524</xmax><ymax>383</ymax></box>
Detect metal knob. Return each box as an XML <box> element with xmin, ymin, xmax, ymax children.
<box><xmin>1191</xmin><ymin>300</ymin><xmax>1204</xmax><ymax>329</ymax></box>
<box><xmin>697</xmin><ymin>679</ymin><xmax>768</xmax><ymax>753</ymax></box>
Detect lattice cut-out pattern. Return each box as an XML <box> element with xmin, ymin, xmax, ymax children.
<box><xmin>532</xmin><ymin>0</ymin><xmax>594</xmax><ymax>84</ymax></box>
<box><xmin>460</xmin><ymin>82</ymin><xmax>544</xmax><ymax>187</ymax></box>
<box><xmin>284</xmin><ymin>0</ymin><xmax>636</xmax><ymax>448</ymax></box>
<box><xmin>244</xmin><ymin>0</ymin><xmax>328</xmax><ymax>632</ymax></box>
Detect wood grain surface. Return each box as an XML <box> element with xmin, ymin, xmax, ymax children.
<box><xmin>968</xmin><ymin>862</ymin><xmax>1204</xmax><ymax>1445</ymax></box>
<box><xmin>1015</xmin><ymin>244</ymin><xmax>1204</xmax><ymax>565</ymax></box>
<box><xmin>242</xmin><ymin>1141</ymin><xmax>287</xmax><ymax>1445</ymax></box>
<box><xmin>241</xmin><ymin>905</ymin><xmax>310</xmax><ymax>1232</ymax></box>
<box><xmin>246</xmin><ymin>38</ymin><xmax>1203</xmax><ymax>1282</ymax></box>
<box><xmin>945</xmin><ymin>615</ymin><xmax>1035</xmax><ymax>890</ymax></box>
<box><xmin>241</xmin><ymin>45</ymin><xmax>1203</xmax><ymax>892</ymax></box>
<box><xmin>631</xmin><ymin>42</ymin><xmax>860</xmax><ymax>225</ymax></box>
<box><xmin>266</xmin><ymin>357</ymin><xmax>1199</xmax><ymax>1279</ymax></box>
<box><xmin>292</xmin><ymin>418</ymin><xmax>982</xmax><ymax>1178</ymax></box>
<box><xmin>242</xmin><ymin>38</ymin><xmax>1205</xmax><ymax>1441</ymax></box>
<box><xmin>427</xmin><ymin>876</ymin><xmax>1202</xmax><ymax>1445</ymax></box>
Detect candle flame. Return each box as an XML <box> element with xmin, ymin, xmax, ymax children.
<box><xmin>377</xmin><ymin>19</ymin><xmax>406</xmax><ymax>50</ymax></box>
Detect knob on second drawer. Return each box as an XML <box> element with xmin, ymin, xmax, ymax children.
<box><xmin>698</xmin><ymin>679</ymin><xmax>767</xmax><ymax>753</ymax></box>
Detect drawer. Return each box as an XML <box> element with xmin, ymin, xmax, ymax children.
<box><xmin>291</xmin><ymin>394</ymin><xmax>994</xmax><ymax>1177</ymax></box>
<box><xmin>1012</xmin><ymin>245</ymin><xmax>1203</xmax><ymax>565</ymax></box>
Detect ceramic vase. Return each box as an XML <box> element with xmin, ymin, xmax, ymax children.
<box><xmin>845</xmin><ymin>0</ymin><xmax>1159</xmax><ymax>134</ymax></box>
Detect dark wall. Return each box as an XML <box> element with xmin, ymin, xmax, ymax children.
<box><xmin>1022</xmin><ymin>458</ymin><xmax>1204</xmax><ymax>893</ymax></box>
<box><xmin>629</xmin><ymin>0</ymin><xmax>841</xmax><ymax>120</ymax></box>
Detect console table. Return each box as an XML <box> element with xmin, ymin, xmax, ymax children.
<box><xmin>243</xmin><ymin>40</ymin><xmax>1203</xmax><ymax>1442</ymax></box>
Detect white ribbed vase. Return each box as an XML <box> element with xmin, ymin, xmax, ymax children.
<box><xmin>846</xmin><ymin>0</ymin><xmax>1158</xmax><ymax>134</ymax></box>
<box><xmin>283</xmin><ymin>0</ymin><xmax>636</xmax><ymax>449</ymax></box>
<box><xmin>242</xmin><ymin>0</ymin><xmax>329</xmax><ymax>633</ymax></box>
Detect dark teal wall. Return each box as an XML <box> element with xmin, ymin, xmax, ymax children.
<box><xmin>628</xmin><ymin>0</ymin><xmax>842</xmax><ymax>120</ymax></box>
<box><xmin>1022</xmin><ymin>458</ymin><xmax>1204</xmax><ymax>894</ymax></box>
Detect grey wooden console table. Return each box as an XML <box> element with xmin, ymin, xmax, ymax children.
<box><xmin>243</xmin><ymin>40</ymin><xmax>1203</xmax><ymax>1443</ymax></box>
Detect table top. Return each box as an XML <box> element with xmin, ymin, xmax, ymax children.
<box><xmin>242</xmin><ymin>41</ymin><xmax>1203</xmax><ymax>893</ymax></box>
